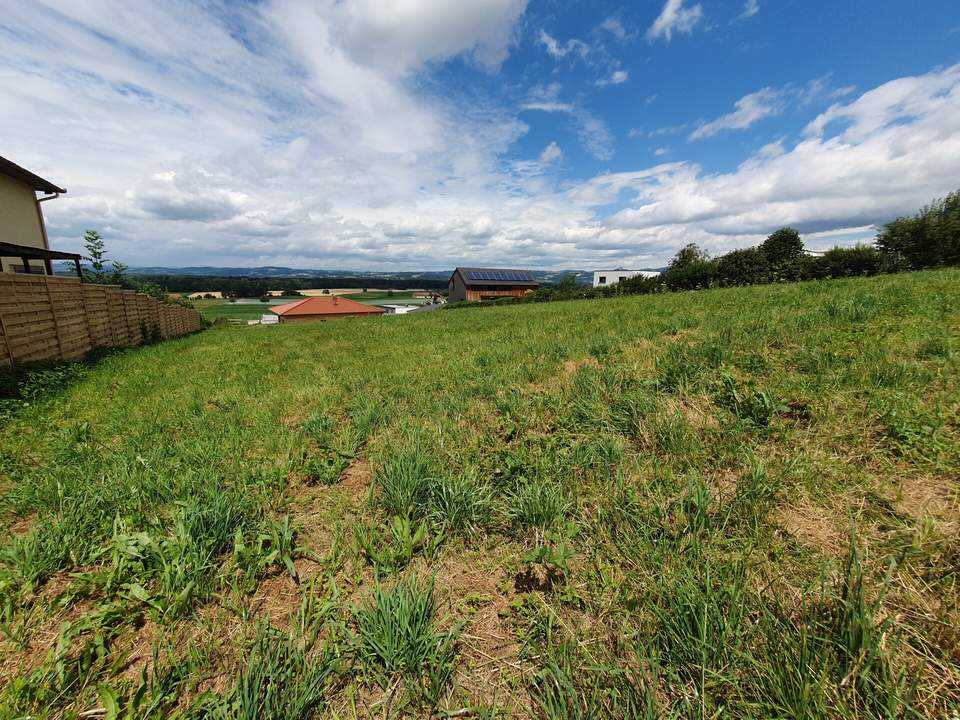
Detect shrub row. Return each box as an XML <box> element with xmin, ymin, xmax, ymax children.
<box><xmin>446</xmin><ymin>189</ymin><xmax>959</xmax><ymax>309</ymax></box>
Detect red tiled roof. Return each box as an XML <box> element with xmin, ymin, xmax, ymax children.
<box><xmin>270</xmin><ymin>296</ymin><xmax>384</xmax><ymax>316</ymax></box>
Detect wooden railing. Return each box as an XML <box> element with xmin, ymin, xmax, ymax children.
<box><xmin>0</xmin><ymin>274</ymin><xmax>202</xmax><ymax>367</ymax></box>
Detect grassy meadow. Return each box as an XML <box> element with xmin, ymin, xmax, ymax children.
<box><xmin>0</xmin><ymin>270</ymin><xmax>958</xmax><ymax>718</ymax></box>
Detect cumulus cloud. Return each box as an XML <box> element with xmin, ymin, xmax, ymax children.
<box><xmin>2</xmin><ymin>4</ymin><xmax>959</xmax><ymax>271</ymax></box>
<box><xmin>608</xmin><ymin>65</ymin><xmax>960</xmax><ymax>243</ymax></box>
<box><xmin>647</xmin><ymin>0</ymin><xmax>704</xmax><ymax>42</ymax></box>
<box><xmin>319</xmin><ymin>0</ymin><xmax>528</xmax><ymax>73</ymax></box>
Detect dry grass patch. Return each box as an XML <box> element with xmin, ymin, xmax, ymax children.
<box><xmin>775</xmin><ymin>499</ymin><xmax>849</xmax><ymax>555</ymax></box>
<box><xmin>894</xmin><ymin>471</ymin><xmax>959</xmax><ymax>521</ymax></box>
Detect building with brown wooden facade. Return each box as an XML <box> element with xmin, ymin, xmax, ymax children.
<box><xmin>447</xmin><ymin>267</ymin><xmax>538</xmax><ymax>302</ymax></box>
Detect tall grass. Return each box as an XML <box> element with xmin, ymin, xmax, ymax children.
<box><xmin>351</xmin><ymin>575</ymin><xmax>461</xmax><ymax>706</ymax></box>
<box><xmin>0</xmin><ymin>270</ymin><xmax>957</xmax><ymax>717</ymax></box>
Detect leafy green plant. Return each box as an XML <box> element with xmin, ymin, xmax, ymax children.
<box><xmin>302</xmin><ymin>452</ymin><xmax>349</xmax><ymax>485</ymax></box>
<box><xmin>355</xmin><ymin>516</ymin><xmax>443</xmax><ymax>573</ymax></box>
<box><xmin>233</xmin><ymin>515</ymin><xmax>300</xmax><ymax>588</ymax></box>
<box><xmin>716</xmin><ymin>371</ymin><xmax>787</xmax><ymax>427</ymax></box>
<box><xmin>522</xmin><ymin>527</ymin><xmax>577</xmax><ymax>583</ymax></box>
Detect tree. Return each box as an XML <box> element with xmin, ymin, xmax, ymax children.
<box><xmin>83</xmin><ymin>230</ymin><xmax>107</xmax><ymax>283</ymax></box>
<box><xmin>556</xmin><ymin>273</ymin><xmax>579</xmax><ymax>291</ymax></box>
<box><xmin>761</xmin><ymin>227</ymin><xmax>804</xmax><ymax>267</ymax></box>
<box><xmin>82</xmin><ymin>229</ymin><xmax>127</xmax><ymax>285</ymax></box>
<box><xmin>110</xmin><ymin>260</ymin><xmax>128</xmax><ymax>285</ymax></box>
<box><xmin>664</xmin><ymin>244</ymin><xmax>716</xmax><ymax>290</ymax></box>
<box><xmin>669</xmin><ymin>243</ymin><xmax>710</xmax><ymax>270</ymax></box>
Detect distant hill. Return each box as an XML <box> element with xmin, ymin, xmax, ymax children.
<box><xmin>125</xmin><ymin>266</ymin><xmax>603</xmax><ymax>285</ymax></box>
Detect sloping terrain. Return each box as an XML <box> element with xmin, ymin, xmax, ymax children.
<box><xmin>1</xmin><ymin>270</ymin><xmax>958</xmax><ymax>718</ymax></box>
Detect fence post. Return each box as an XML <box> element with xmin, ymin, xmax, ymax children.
<box><xmin>0</xmin><ymin>312</ymin><xmax>14</xmax><ymax>367</ymax></box>
<box><xmin>43</xmin><ymin>275</ymin><xmax>66</xmax><ymax>360</ymax></box>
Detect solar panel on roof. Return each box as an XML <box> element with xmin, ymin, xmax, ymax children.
<box><xmin>464</xmin><ymin>269</ymin><xmax>535</xmax><ymax>283</ymax></box>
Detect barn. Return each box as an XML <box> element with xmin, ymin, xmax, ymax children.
<box><xmin>448</xmin><ymin>267</ymin><xmax>538</xmax><ymax>302</ymax></box>
<box><xmin>270</xmin><ymin>296</ymin><xmax>384</xmax><ymax>323</ymax></box>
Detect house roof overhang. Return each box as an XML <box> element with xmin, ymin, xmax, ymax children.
<box><xmin>0</xmin><ymin>156</ymin><xmax>67</xmax><ymax>195</ymax></box>
<box><xmin>0</xmin><ymin>241</ymin><xmax>81</xmax><ymax>261</ymax></box>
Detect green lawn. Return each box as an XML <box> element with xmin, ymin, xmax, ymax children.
<box><xmin>346</xmin><ymin>290</ymin><xmax>428</xmax><ymax>305</ymax></box>
<box><xmin>1</xmin><ymin>270</ymin><xmax>958</xmax><ymax>718</ymax></box>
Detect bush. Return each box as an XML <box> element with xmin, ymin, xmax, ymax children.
<box><xmin>811</xmin><ymin>244</ymin><xmax>889</xmax><ymax>278</ymax></box>
<box><xmin>664</xmin><ymin>258</ymin><xmax>717</xmax><ymax>290</ymax></box>
<box><xmin>716</xmin><ymin>247</ymin><xmax>770</xmax><ymax>286</ymax></box>
<box><xmin>876</xmin><ymin>189</ymin><xmax>960</xmax><ymax>269</ymax></box>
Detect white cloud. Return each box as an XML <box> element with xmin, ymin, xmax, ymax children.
<box><xmin>804</xmin><ymin>65</ymin><xmax>960</xmax><ymax>140</ymax></box>
<box><xmin>599</xmin><ymin>17</ymin><xmax>629</xmax><ymax>41</ymax></box>
<box><xmin>647</xmin><ymin>0</ymin><xmax>704</xmax><ymax>42</ymax></box>
<box><xmin>606</xmin><ymin>65</ymin><xmax>960</xmax><ymax>246</ymax></box>
<box><xmin>318</xmin><ymin>0</ymin><xmax>528</xmax><ymax>73</ymax></box>
<box><xmin>690</xmin><ymin>87</ymin><xmax>785</xmax><ymax>140</ymax></box>
<box><xmin>539</xmin><ymin>141</ymin><xmax>563</xmax><ymax>163</ymax></box>
<box><xmin>740</xmin><ymin>0</ymin><xmax>760</xmax><ymax>19</ymax></box>
<box><xmin>537</xmin><ymin>30</ymin><xmax>589</xmax><ymax>59</ymax></box>
<box><xmin>653</xmin><ymin>147</ymin><xmax>670</xmax><ymax>157</ymax></box>
<box><xmin>521</xmin><ymin>88</ymin><xmax>614</xmax><ymax>160</ymax></box>
<box><xmin>2</xmin><ymin>5</ymin><xmax>959</xmax><ymax>271</ymax></box>
<box><xmin>521</xmin><ymin>101</ymin><xmax>576</xmax><ymax>113</ymax></box>
<box><xmin>597</xmin><ymin>69</ymin><xmax>629</xmax><ymax>86</ymax></box>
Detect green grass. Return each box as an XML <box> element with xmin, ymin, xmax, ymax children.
<box><xmin>196</xmin><ymin>297</ymin><xmax>302</xmax><ymax>321</ymax></box>
<box><xmin>1</xmin><ymin>269</ymin><xmax>959</xmax><ymax>718</ymax></box>
<box><xmin>347</xmin><ymin>290</ymin><xmax>426</xmax><ymax>305</ymax></box>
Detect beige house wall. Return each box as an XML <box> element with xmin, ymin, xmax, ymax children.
<box><xmin>0</xmin><ymin>172</ymin><xmax>48</xmax><ymax>274</ymax></box>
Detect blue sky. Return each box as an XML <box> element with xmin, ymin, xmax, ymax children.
<box><xmin>1</xmin><ymin>0</ymin><xmax>959</xmax><ymax>270</ymax></box>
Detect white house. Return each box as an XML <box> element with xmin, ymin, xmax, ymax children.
<box><xmin>379</xmin><ymin>304</ymin><xmax>418</xmax><ymax>315</ymax></box>
<box><xmin>593</xmin><ymin>268</ymin><xmax>660</xmax><ymax>288</ymax></box>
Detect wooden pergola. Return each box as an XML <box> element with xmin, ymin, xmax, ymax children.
<box><xmin>0</xmin><ymin>241</ymin><xmax>84</xmax><ymax>281</ymax></box>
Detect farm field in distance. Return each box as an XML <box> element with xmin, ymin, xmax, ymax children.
<box><xmin>0</xmin><ymin>270</ymin><xmax>958</xmax><ymax>718</ymax></box>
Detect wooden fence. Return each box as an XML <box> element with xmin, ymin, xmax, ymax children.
<box><xmin>0</xmin><ymin>274</ymin><xmax>203</xmax><ymax>367</ymax></box>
